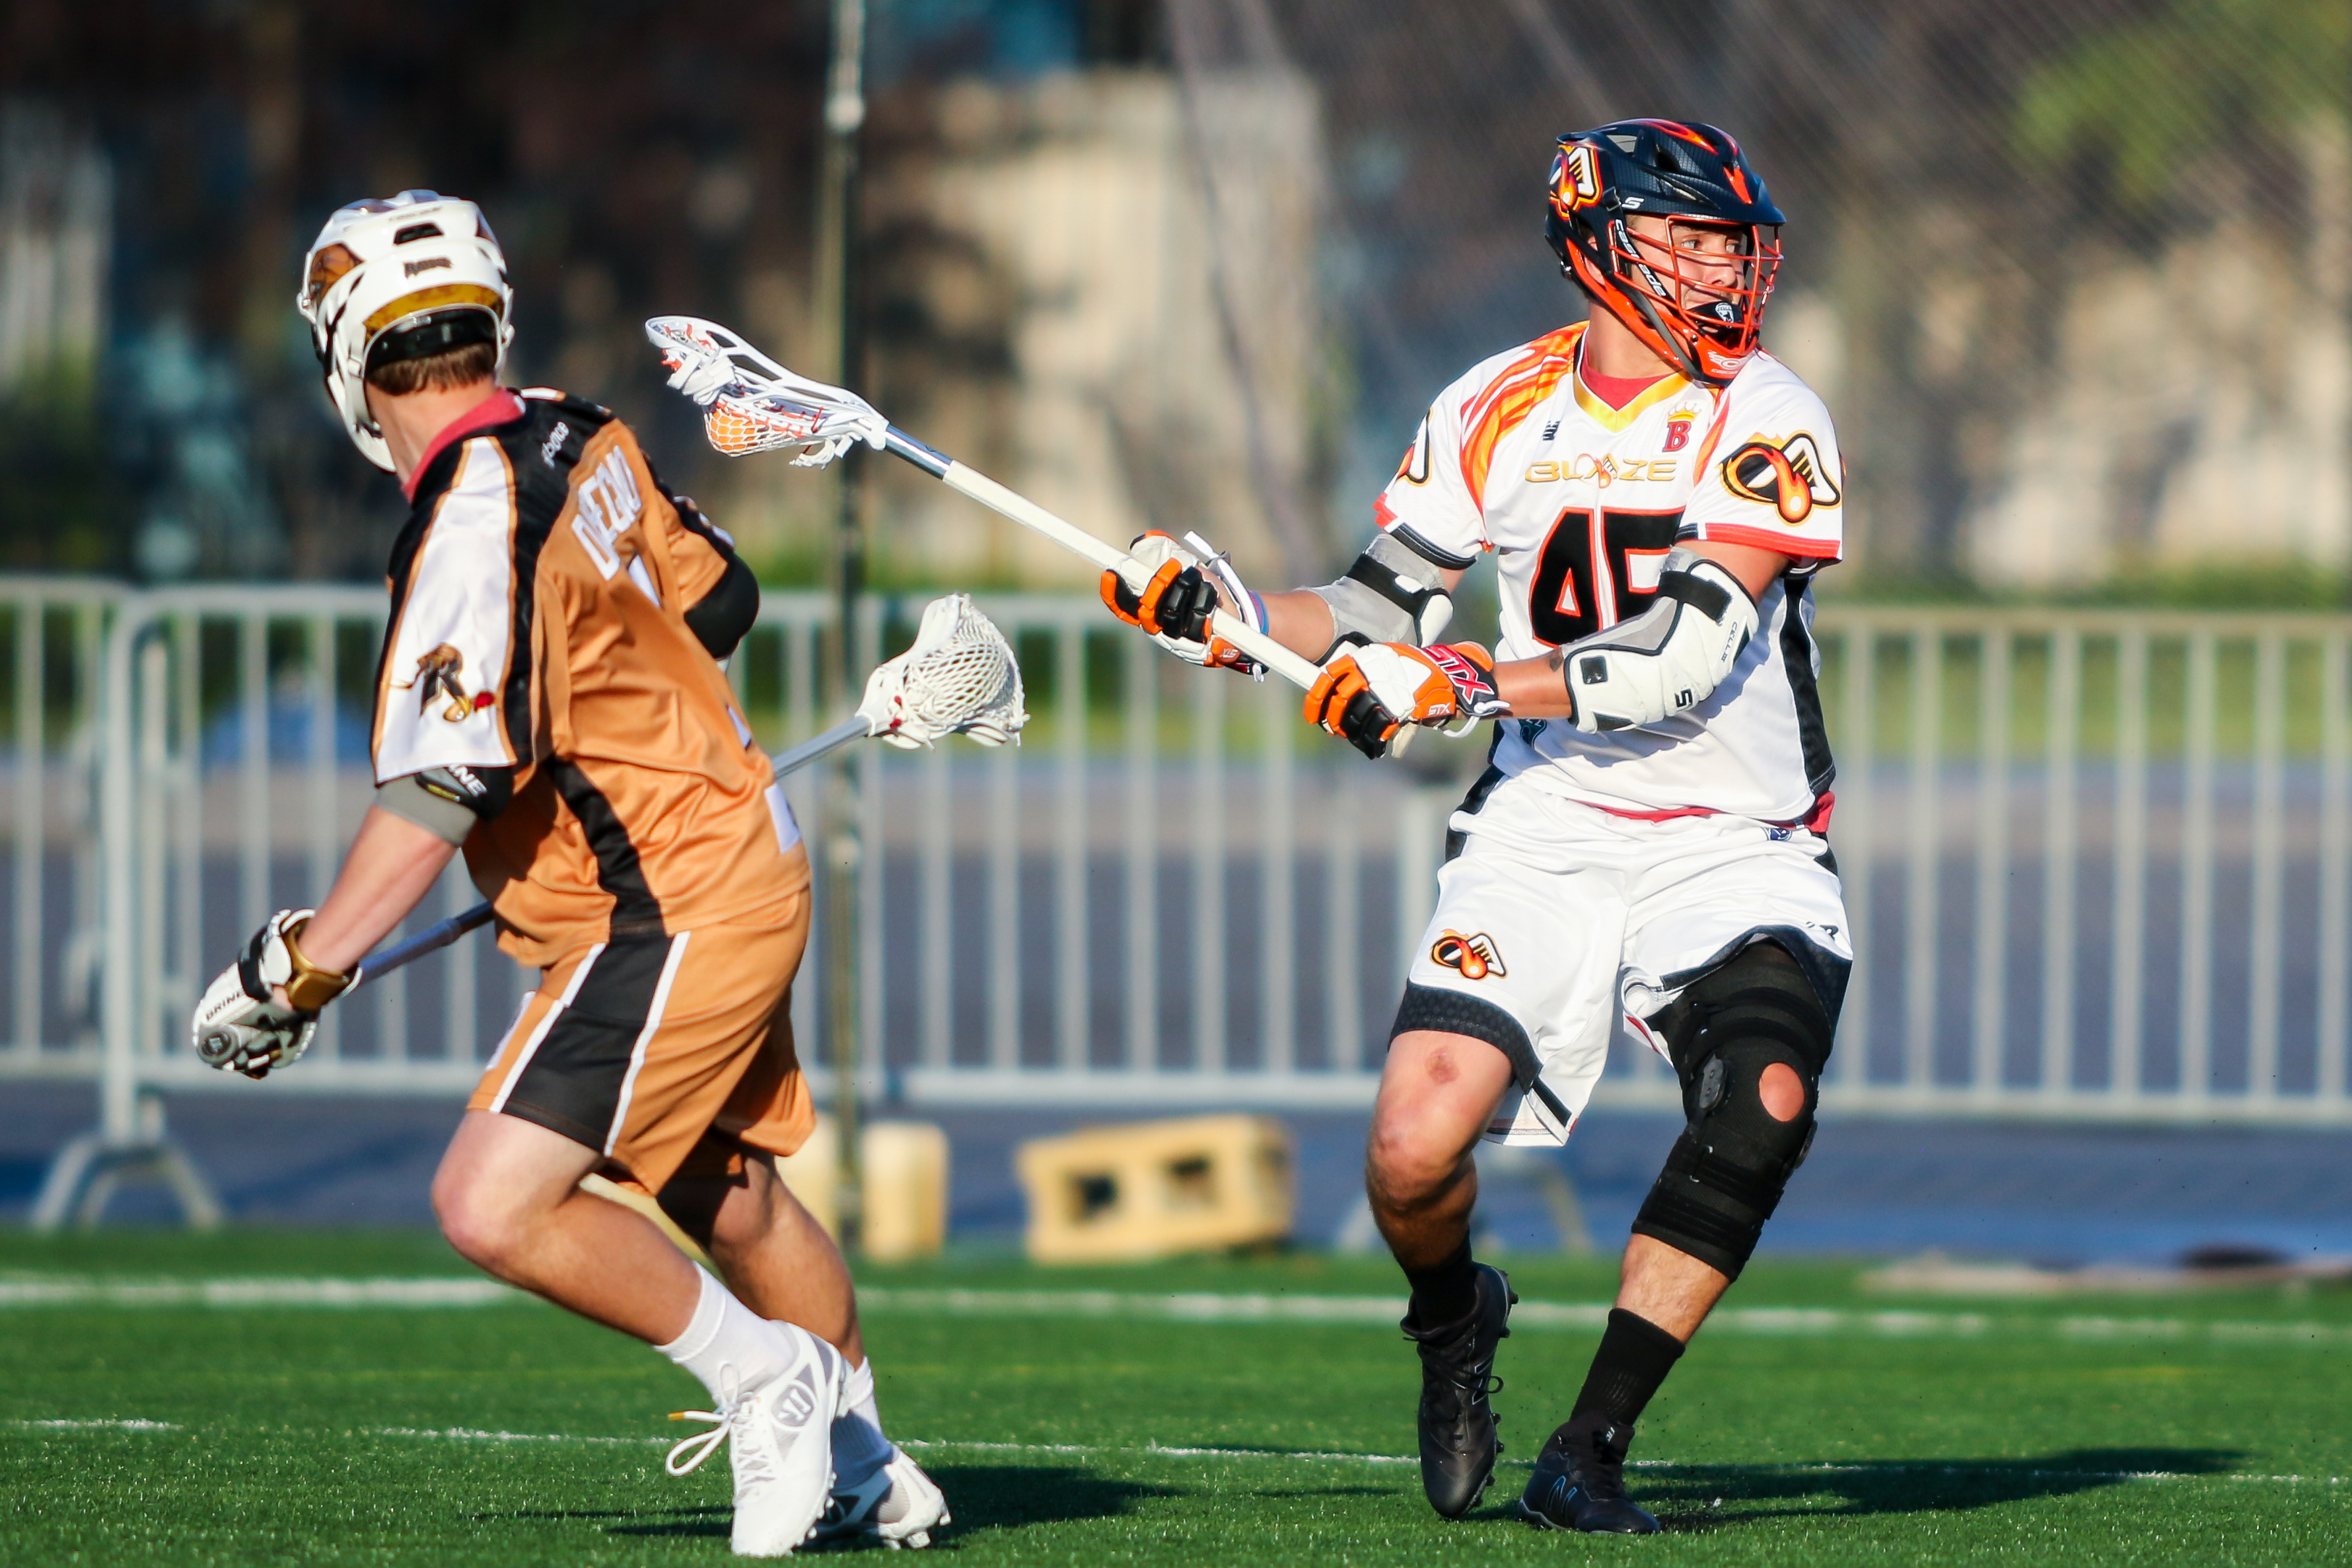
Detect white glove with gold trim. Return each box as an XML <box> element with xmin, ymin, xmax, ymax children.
<box><xmin>191</xmin><ymin>909</ymin><xmax>353</xmax><ymax>1080</ymax></box>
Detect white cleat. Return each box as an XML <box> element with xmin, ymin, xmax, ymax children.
<box><xmin>812</xmin><ymin>1446</ymin><xmax>951</xmax><ymax>1550</ymax></box>
<box><xmin>665</xmin><ymin>1328</ymin><xmax>849</xmax><ymax>1557</ymax></box>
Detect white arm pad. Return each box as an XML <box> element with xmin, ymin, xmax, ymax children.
<box><xmin>1556</xmin><ymin>549</ymin><xmax>1760</xmax><ymax>734</ymax></box>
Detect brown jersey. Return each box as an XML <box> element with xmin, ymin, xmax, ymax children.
<box><xmin>374</xmin><ymin>388</ymin><xmax>806</xmax><ymax>968</ymax></box>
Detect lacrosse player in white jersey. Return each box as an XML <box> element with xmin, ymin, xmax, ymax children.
<box><xmin>1102</xmin><ymin>120</ymin><xmax>1848</xmax><ymax>1533</ymax></box>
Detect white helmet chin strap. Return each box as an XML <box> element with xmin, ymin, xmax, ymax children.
<box><xmin>297</xmin><ymin>191</ymin><xmax>515</xmax><ymax>471</ymax></box>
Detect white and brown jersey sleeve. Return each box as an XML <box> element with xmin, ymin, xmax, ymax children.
<box><xmin>373</xmin><ymin>436</ymin><xmax>529</xmax><ymax>781</ymax></box>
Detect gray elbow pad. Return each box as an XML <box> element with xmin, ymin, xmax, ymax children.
<box><xmin>1306</xmin><ymin>529</ymin><xmax>1456</xmax><ymax>657</ymax></box>
<box><xmin>374</xmin><ymin>764</ymin><xmax>515</xmax><ymax>845</ymax></box>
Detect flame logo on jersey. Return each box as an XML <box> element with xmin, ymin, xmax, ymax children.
<box><xmin>1662</xmin><ymin>410</ymin><xmax>1695</xmax><ymax>452</ymax></box>
<box><xmin>392</xmin><ymin>643</ymin><xmax>491</xmax><ymax>723</ymax></box>
<box><xmin>1431</xmin><ymin>930</ymin><xmax>1506</xmax><ymax>981</ymax></box>
<box><xmin>1721</xmin><ymin>433</ymin><xmax>1839</xmax><ymax>524</ymax></box>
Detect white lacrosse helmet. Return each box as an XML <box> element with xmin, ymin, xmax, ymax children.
<box><xmin>296</xmin><ymin>190</ymin><xmax>514</xmax><ymax>470</ymax></box>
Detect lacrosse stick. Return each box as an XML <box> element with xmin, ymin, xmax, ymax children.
<box><xmin>351</xmin><ymin>594</ymin><xmax>1024</xmax><ymax>990</ymax></box>
<box><xmin>644</xmin><ymin>315</ymin><xmax>1330</xmax><ymax>695</ymax></box>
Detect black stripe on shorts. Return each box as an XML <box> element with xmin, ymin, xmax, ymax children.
<box><xmin>500</xmin><ymin>937</ymin><xmax>674</xmax><ymax>1155</ymax></box>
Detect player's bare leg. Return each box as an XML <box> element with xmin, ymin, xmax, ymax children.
<box><xmin>435</xmin><ymin>1111</ymin><xmax>703</xmax><ymax>1338</ymax></box>
<box><xmin>662</xmin><ymin>1155</ymin><xmax>949</xmax><ymax>1548</ymax></box>
<box><xmin>1367</xmin><ymin>1030</ymin><xmax>1515</xmax><ymax>1267</ymax></box>
<box><xmin>435</xmin><ymin>1113</ymin><xmax>849</xmax><ymax>1555</ymax></box>
<box><xmin>1365</xmin><ymin>1028</ymin><xmax>1520</xmax><ymax>1518</ymax></box>
<box><xmin>660</xmin><ymin>1155</ymin><xmax>863</xmax><ymax>1361</ymax></box>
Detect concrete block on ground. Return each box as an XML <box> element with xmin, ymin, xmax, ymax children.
<box><xmin>1016</xmin><ymin>1114</ymin><xmax>1293</xmax><ymax>1264</ymax></box>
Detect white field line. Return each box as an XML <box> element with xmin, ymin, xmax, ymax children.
<box><xmin>376</xmin><ymin>1426</ymin><xmax>662</xmax><ymax>1447</ymax></box>
<box><xmin>0</xmin><ymin>1275</ymin><xmax>514</xmax><ymax>1309</ymax></box>
<box><xmin>15</xmin><ymin>1421</ymin><xmax>2342</xmax><ymax>1486</ymax></box>
<box><xmin>5</xmin><ymin>1277</ymin><xmax>2351</xmax><ymax>1353</ymax></box>
<box><xmin>363</xmin><ymin>1429</ymin><xmax>2351</xmax><ymax>1485</ymax></box>
<box><xmin>7</xmin><ymin>1418</ymin><xmax>183</xmax><ymax>1431</ymax></box>
<box><xmin>853</xmin><ymin>1287</ymin><xmax>2352</xmax><ymax>1349</ymax></box>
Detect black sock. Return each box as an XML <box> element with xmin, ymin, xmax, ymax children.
<box><xmin>1565</xmin><ymin>1308</ymin><xmax>1685</xmax><ymax>1431</ymax></box>
<box><xmin>1402</xmin><ymin>1237</ymin><xmax>1480</xmax><ymax>1330</ymax></box>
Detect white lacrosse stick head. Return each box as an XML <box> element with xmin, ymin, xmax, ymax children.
<box><xmin>855</xmin><ymin>594</ymin><xmax>1028</xmax><ymax>750</ymax></box>
<box><xmin>644</xmin><ymin>316</ymin><xmax>890</xmax><ymax>468</ymax></box>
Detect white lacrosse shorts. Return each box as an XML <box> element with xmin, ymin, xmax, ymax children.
<box><xmin>1400</xmin><ymin>773</ymin><xmax>1851</xmax><ymax>1147</ymax></box>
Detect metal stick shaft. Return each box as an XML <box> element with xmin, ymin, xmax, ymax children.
<box><xmin>772</xmin><ymin>715</ymin><xmax>873</xmax><ymax>776</ymax></box>
<box><xmin>880</xmin><ymin>428</ymin><xmax>1328</xmax><ymax>694</ymax></box>
<box><xmin>353</xmin><ymin>902</ymin><xmax>493</xmax><ymax>988</ymax></box>
<box><xmin>353</xmin><ymin>717</ymin><xmax>875</xmax><ymax>991</ymax></box>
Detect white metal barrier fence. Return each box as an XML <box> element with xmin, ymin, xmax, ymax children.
<box><xmin>7</xmin><ymin>584</ymin><xmax>2352</xmax><ymax>1128</ymax></box>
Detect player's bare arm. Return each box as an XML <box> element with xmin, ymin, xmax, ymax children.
<box><xmin>285</xmin><ymin>808</ymin><xmax>458</xmax><ymax>974</ymax></box>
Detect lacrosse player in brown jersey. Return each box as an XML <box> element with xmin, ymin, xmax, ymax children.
<box><xmin>190</xmin><ymin>191</ymin><xmax>945</xmax><ymax>1555</ymax></box>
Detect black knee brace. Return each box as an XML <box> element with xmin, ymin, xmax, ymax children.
<box><xmin>1630</xmin><ymin>940</ymin><xmax>1835</xmax><ymax>1281</ymax></box>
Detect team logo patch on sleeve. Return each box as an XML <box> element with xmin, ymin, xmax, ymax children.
<box><xmin>1431</xmin><ymin>930</ymin><xmax>1506</xmax><ymax>981</ymax></box>
<box><xmin>391</xmin><ymin>643</ymin><xmax>490</xmax><ymax>723</ymax></box>
<box><xmin>1721</xmin><ymin>433</ymin><xmax>1840</xmax><ymax>524</ymax></box>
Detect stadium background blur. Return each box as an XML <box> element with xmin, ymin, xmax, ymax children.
<box><xmin>11</xmin><ymin>0</ymin><xmax>2352</xmax><ymax>600</ymax></box>
<box><xmin>6</xmin><ymin>0</ymin><xmax>2352</xmax><ymax>1265</ymax></box>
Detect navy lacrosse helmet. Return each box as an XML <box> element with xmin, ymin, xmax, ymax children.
<box><xmin>1544</xmin><ymin>120</ymin><xmax>1785</xmax><ymax>385</ymax></box>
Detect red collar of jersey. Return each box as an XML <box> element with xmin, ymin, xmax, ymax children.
<box><xmin>1577</xmin><ymin>363</ymin><xmax>1670</xmax><ymax>411</ymax></box>
<box><xmin>401</xmin><ymin>388</ymin><xmax>527</xmax><ymax>502</ymax></box>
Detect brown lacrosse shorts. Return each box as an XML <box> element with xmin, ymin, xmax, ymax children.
<box><xmin>466</xmin><ymin>892</ymin><xmax>815</xmax><ymax>1195</ymax></box>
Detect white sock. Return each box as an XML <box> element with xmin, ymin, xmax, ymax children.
<box><xmin>831</xmin><ymin>1357</ymin><xmax>894</xmax><ymax>1481</ymax></box>
<box><xmin>656</xmin><ymin>1269</ymin><xmax>793</xmax><ymax>1404</ymax></box>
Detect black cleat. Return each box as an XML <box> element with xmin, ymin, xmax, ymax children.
<box><xmin>1402</xmin><ymin>1262</ymin><xmax>1515</xmax><ymax>1518</ymax></box>
<box><xmin>1516</xmin><ymin>1415</ymin><xmax>1662</xmax><ymax>1534</ymax></box>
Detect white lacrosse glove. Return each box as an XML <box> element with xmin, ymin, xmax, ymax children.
<box><xmin>855</xmin><ymin>594</ymin><xmax>1029</xmax><ymax>750</ymax></box>
<box><xmin>191</xmin><ymin>909</ymin><xmax>355</xmax><ymax>1080</ymax></box>
<box><xmin>1098</xmin><ymin>531</ymin><xmax>1267</xmax><ymax>677</ymax></box>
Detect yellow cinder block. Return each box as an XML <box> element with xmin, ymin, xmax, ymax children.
<box><xmin>1015</xmin><ymin>1114</ymin><xmax>1293</xmax><ymax>1264</ymax></box>
<box><xmin>776</xmin><ymin>1114</ymin><xmax>842</xmax><ymax>1239</ymax></box>
<box><xmin>861</xmin><ymin>1121</ymin><xmax>950</xmax><ymax>1262</ymax></box>
<box><xmin>775</xmin><ymin>1116</ymin><xmax>951</xmax><ymax>1261</ymax></box>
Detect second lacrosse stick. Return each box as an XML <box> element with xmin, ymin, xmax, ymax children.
<box><xmin>350</xmin><ymin>594</ymin><xmax>1024</xmax><ymax>990</ymax></box>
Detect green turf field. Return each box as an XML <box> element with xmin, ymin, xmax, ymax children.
<box><xmin>4</xmin><ymin>1230</ymin><xmax>2349</xmax><ymax>1565</ymax></box>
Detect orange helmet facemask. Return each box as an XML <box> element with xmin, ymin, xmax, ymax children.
<box><xmin>1544</xmin><ymin>120</ymin><xmax>1784</xmax><ymax>386</ymax></box>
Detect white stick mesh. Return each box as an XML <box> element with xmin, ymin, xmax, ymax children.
<box><xmin>644</xmin><ymin>315</ymin><xmax>888</xmax><ymax>468</ymax></box>
<box><xmin>855</xmin><ymin>594</ymin><xmax>1027</xmax><ymax>749</ymax></box>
